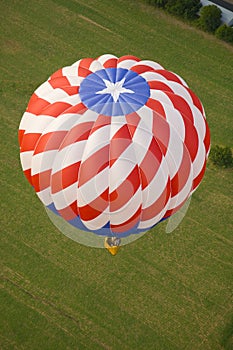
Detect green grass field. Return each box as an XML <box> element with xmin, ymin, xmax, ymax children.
<box><xmin>1</xmin><ymin>0</ymin><xmax>233</xmax><ymax>349</ymax></box>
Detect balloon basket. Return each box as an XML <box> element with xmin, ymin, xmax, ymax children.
<box><xmin>104</xmin><ymin>237</ymin><xmax>121</xmax><ymax>256</ymax></box>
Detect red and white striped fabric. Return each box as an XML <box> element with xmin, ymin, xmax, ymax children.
<box><xmin>19</xmin><ymin>54</ymin><xmax>210</xmax><ymax>237</ymax></box>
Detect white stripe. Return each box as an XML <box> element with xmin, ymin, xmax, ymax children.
<box><xmin>59</xmin><ymin>94</ymin><xmax>82</xmax><ymax>105</ymax></box>
<box><xmin>192</xmin><ymin>141</ymin><xmax>206</xmax><ymax>178</ymax></box>
<box><xmin>89</xmin><ymin>60</ymin><xmax>103</xmax><ymax>72</ymax></box>
<box><xmin>52</xmin><ymin>182</ymin><xmax>77</xmax><ymax>210</ymax></box>
<box><xmin>161</xmin><ymin>104</ymin><xmax>186</xmax><ymax>141</ymax></box>
<box><xmin>150</xmin><ymin>90</ymin><xmax>174</xmax><ymax>106</ymax></box>
<box><xmin>165</xmin><ymin>127</ymin><xmax>184</xmax><ymax>179</ymax></box>
<box><xmin>41</xmin><ymin>113</ymin><xmax>78</xmax><ymax>133</ymax></box>
<box><xmin>81</xmin><ymin>125</ymin><xmax>111</xmax><ymax>161</ymax></box>
<box><xmin>110</xmin><ymin>188</ymin><xmax>142</xmax><ymax>225</ymax></box>
<box><xmin>141</xmin><ymin>71</ymin><xmax>167</xmax><ymax>82</ymax></box>
<box><xmin>109</xmin><ymin>144</ymin><xmax>137</xmax><ymax>192</ymax></box>
<box><xmin>81</xmin><ymin>210</ymin><xmax>110</xmax><ymax>231</ymax></box>
<box><xmin>19</xmin><ymin>112</ymin><xmax>35</xmax><ymax>130</ymax></box>
<box><xmin>77</xmin><ymin>167</ymin><xmax>109</xmax><ymax>206</ymax></box>
<box><xmin>168</xmin><ymin>82</ymin><xmax>193</xmax><ymax>103</ymax></box>
<box><xmin>97</xmin><ymin>54</ymin><xmax>117</xmax><ymax>66</ymax></box>
<box><xmin>20</xmin><ymin>114</ymin><xmax>54</xmax><ymax>134</ymax></box>
<box><xmin>66</xmin><ymin>75</ymin><xmax>83</xmax><ymax>86</ymax></box>
<box><xmin>35</xmin><ymin>81</ymin><xmax>54</xmax><ymax>97</ymax></box>
<box><xmin>130</xmin><ymin>142</ymin><xmax>151</xmax><ymax>166</ymax></box>
<box><xmin>110</xmin><ymin>116</ymin><xmax>126</xmax><ymax>138</ymax></box>
<box><xmin>142</xmin><ymin>157</ymin><xmax>170</xmax><ymax>208</ymax></box>
<box><xmin>117</xmin><ymin>59</ymin><xmax>139</xmax><ymax>69</ymax></box>
<box><xmin>58</xmin><ymin>141</ymin><xmax>86</xmax><ymax>171</ymax></box>
<box><xmin>31</xmin><ymin>150</ymin><xmax>57</xmax><ymax>175</ymax></box>
<box><xmin>62</xmin><ymin>66</ymin><xmax>79</xmax><ymax>77</ymax></box>
<box><xmin>132</xmin><ymin>124</ymin><xmax>153</xmax><ymax>153</ymax></box>
<box><xmin>51</xmin><ymin>147</ymin><xmax>69</xmax><ymax>175</ymax></box>
<box><xmin>135</xmin><ymin>60</ymin><xmax>164</xmax><ymax>70</ymax></box>
<box><xmin>71</xmin><ymin>59</ymin><xmax>82</xmax><ymax>67</ymax></box>
<box><xmin>138</xmin><ymin>204</ymin><xmax>168</xmax><ymax>229</ymax></box>
<box><xmin>167</xmin><ymin>167</ymin><xmax>193</xmax><ymax>209</ymax></box>
<box><xmin>37</xmin><ymin>187</ymin><xmax>52</xmax><ymax>206</ymax></box>
<box><xmin>136</xmin><ymin>105</ymin><xmax>154</xmax><ymax>130</ymax></box>
<box><xmin>189</xmin><ymin>104</ymin><xmax>206</xmax><ymax>140</ymax></box>
<box><xmin>171</xmin><ymin>72</ymin><xmax>188</xmax><ymax>87</ymax></box>
<box><xmin>20</xmin><ymin>151</ymin><xmax>33</xmax><ymax>170</ymax></box>
<box><xmin>150</xmin><ymin>83</ymin><xmax>192</xmax><ymax>105</ymax></box>
<box><xmin>41</xmin><ymin>89</ymin><xmax>70</xmax><ymax>103</ymax></box>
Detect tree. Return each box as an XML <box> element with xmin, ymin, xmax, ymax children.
<box><xmin>151</xmin><ymin>0</ymin><xmax>168</xmax><ymax>8</ymax></box>
<box><xmin>198</xmin><ymin>5</ymin><xmax>222</xmax><ymax>32</ymax></box>
<box><xmin>165</xmin><ymin>0</ymin><xmax>201</xmax><ymax>20</ymax></box>
<box><xmin>209</xmin><ymin>145</ymin><xmax>233</xmax><ymax>168</ymax></box>
<box><xmin>215</xmin><ymin>24</ymin><xmax>233</xmax><ymax>43</ymax></box>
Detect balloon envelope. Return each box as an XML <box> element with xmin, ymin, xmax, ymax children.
<box><xmin>19</xmin><ymin>54</ymin><xmax>210</xmax><ymax>245</ymax></box>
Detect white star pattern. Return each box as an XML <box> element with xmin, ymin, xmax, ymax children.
<box><xmin>96</xmin><ymin>78</ymin><xmax>134</xmax><ymax>103</ymax></box>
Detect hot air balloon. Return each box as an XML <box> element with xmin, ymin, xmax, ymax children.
<box><xmin>18</xmin><ymin>54</ymin><xmax>210</xmax><ymax>255</ymax></box>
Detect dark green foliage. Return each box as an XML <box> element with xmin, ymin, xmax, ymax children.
<box><xmin>147</xmin><ymin>0</ymin><xmax>168</xmax><ymax>8</ymax></box>
<box><xmin>165</xmin><ymin>0</ymin><xmax>201</xmax><ymax>19</ymax></box>
<box><xmin>215</xmin><ymin>24</ymin><xmax>233</xmax><ymax>43</ymax></box>
<box><xmin>209</xmin><ymin>145</ymin><xmax>233</xmax><ymax>168</ymax></box>
<box><xmin>198</xmin><ymin>5</ymin><xmax>222</xmax><ymax>32</ymax></box>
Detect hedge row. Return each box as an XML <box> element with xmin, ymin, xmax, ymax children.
<box><xmin>147</xmin><ymin>0</ymin><xmax>233</xmax><ymax>43</ymax></box>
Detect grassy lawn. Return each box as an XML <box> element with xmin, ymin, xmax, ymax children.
<box><xmin>0</xmin><ymin>0</ymin><xmax>232</xmax><ymax>349</ymax></box>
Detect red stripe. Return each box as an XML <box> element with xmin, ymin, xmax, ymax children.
<box><xmin>164</xmin><ymin>197</ymin><xmax>187</xmax><ymax>218</ymax></box>
<box><xmin>20</xmin><ymin>133</ymin><xmax>41</xmax><ymax>152</ymax></box>
<box><xmin>49</xmin><ymin>76</ymin><xmax>70</xmax><ymax>89</ymax></box>
<box><xmin>126</xmin><ymin>112</ymin><xmax>141</xmax><ymax>138</ymax></box>
<box><xmin>59</xmin><ymin>201</ymin><xmax>78</xmax><ymax>221</ymax></box>
<box><xmin>49</xmin><ymin>68</ymin><xmax>63</xmax><ymax>80</ymax></box>
<box><xmin>166</xmin><ymin>92</ymin><xmax>194</xmax><ymax>123</ymax></box>
<box><xmin>109</xmin><ymin>139</ymin><xmax>132</xmax><ymax>167</ymax></box>
<box><xmin>110</xmin><ymin>166</ymin><xmax>140</xmax><ymax>212</ymax></box>
<box><xmin>182</xmin><ymin>115</ymin><xmax>198</xmax><ymax>162</ymax></box>
<box><xmin>187</xmin><ymin>87</ymin><xmax>204</xmax><ymax>114</ymax></box>
<box><xmin>26</xmin><ymin>94</ymin><xmax>50</xmax><ymax>115</ymax></box>
<box><xmin>111</xmin><ymin>206</ymin><xmax>142</xmax><ymax>234</ymax></box>
<box><xmin>78</xmin><ymin>58</ymin><xmax>94</xmax><ymax>77</ymax></box>
<box><xmin>141</xmin><ymin>179</ymin><xmax>171</xmax><ymax>221</ymax></box>
<box><xmin>33</xmin><ymin>130</ymin><xmax>68</xmax><ymax>155</ymax></box>
<box><xmin>31</xmin><ymin>169</ymin><xmax>51</xmax><ymax>192</ymax></box>
<box><xmin>130</xmin><ymin>65</ymin><xmax>155</xmax><ymax>74</ymax></box>
<box><xmin>78</xmin><ymin>189</ymin><xmax>109</xmax><ymax>221</ymax></box>
<box><xmin>154</xmin><ymin>70</ymin><xmax>184</xmax><ymax>84</ymax></box>
<box><xmin>42</xmin><ymin>101</ymin><xmax>72</xmax><ymax>117</ymax></box>
<box><xmin>78</xmin><ymin>144</ymin><xmax>109</xmax><ymax>187</ymax></box>
<box><xmin>152</xmin><ymin>111</ymin><xmax>170</xmax><ymax>155</ymax></box>
<box><xmin>51</xmin><ymin>162</ymin><xmax>81</xmax><ymax>193</ymax></box>
<box><xmin>59</xmin><ymin>121</ymin><xmax>94</xmax><ymax>149</ymax></box>
<box><xmin>110</xmin><ymin>125</ymin><xmax>132</xmax><ymax>167</ymax></box>
<box><xmin>139</xmin><ymin>138</ymin><xmax>163</xmax><ymax>190</ymax></box>
<box><xmin>193</xmin><ymin>159</ymin><xmax>206</xmax><ymax>190</ymax></box>
<box><xmin>204</xmin><ymin>120</ymin><xmax>211</xmax><ymax>154</ymax></box>
<box><xmin>89</xmin><ymin>114</ymin><xmax>111</xmax><ymax>135</ymax></box>
<box><xmin>23</xmin><ymin>168</ymin><xmax>33</xmax><ymax>185</ymax></box>
<box><xmin>170</xmin><ymin>144</ymin><xmax>191</xmax><ymax>197</ymax></box>
<box><xmin>118</xmin><ymin>55</ymin><xmax>140</xmax><ymax>63</ymax></box>
<box><xmin>61</xmin><ymin>103</ymin><xmax>87</xmax><ymax>115</ymax></box>
<box><xmin>148</xmin><ymin>81</ymin><xmax>173</xmax><ymax>93</ymax></box>
<box><xmin>146</xmin><ymin>98</ymin><xmax>166</xmax><ymax>118</ymax></box>
<box><xmin>18</xmin><ymin>129</ymin><xmax>25</xmax><ymax>146</ymax></box>
<box><xmin>60</xmin><ymin>86</ymin><xmax>79</xmax><ymax>96</ymax></box>
<box><xmin>103</xmin><ymin>58</ymin><xmax>118</xmax><ymax>68</ymax></box>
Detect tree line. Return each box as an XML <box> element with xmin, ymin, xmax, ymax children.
<box><xmin>147</xmin><ymin>0</ymin><xmax>233</xmax><ymax>43</ymax></box>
